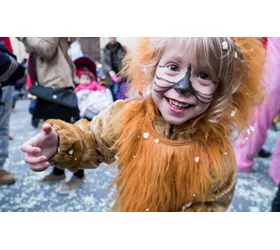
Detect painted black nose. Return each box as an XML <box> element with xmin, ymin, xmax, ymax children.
<box><xmin>173</xmin><ymin>66</ymin><xmax>194</xmax><ymax>94</ymax></box>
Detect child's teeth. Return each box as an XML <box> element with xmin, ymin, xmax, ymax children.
<box><xmin>169</xmin><ymin>99</ymin><xmax>189</xmax><ymax>109</ymax></box>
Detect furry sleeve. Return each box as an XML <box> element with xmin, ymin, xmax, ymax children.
<box><xmin>46</xmin><ymin>100</ymin><xmax>132</xmax><ymax>172</ymax></box>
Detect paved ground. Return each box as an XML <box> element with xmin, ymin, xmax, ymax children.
<box><xmin>0</xmin><ymin>99</ymin><xmax>278</xmax><ymax>212</ymax></box>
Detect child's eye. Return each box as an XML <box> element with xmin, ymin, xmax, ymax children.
<box><xmin>197</xmin><ymin>72</ymin><xmax>211</xmax><ymax>80</ymax></box>
<box><xmin>167</xmin><ymin>64</ymin><xmax>180</xmax><ymax>72</ymax></box>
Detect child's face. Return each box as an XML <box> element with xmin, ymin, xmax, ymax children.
<box><xmin>151</xmin><ymin>41</ymin><xmax>218</xmax><ymax>125</ymax></box>
<box><xmin>80</xmin><ymin>74</ymin><xmax>92</xmax><ymax>85</ymax></box>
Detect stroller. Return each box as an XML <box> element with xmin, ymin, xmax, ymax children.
<box><xmin>74</xmin><ymin>56</ymin><xmax>113</xmax><ymax>120</ymax></box>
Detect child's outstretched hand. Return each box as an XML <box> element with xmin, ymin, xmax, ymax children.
<box><xmin>20</xmin><ymin>123</ymin><xmax>59</xmax><ymax>172</ymax></box>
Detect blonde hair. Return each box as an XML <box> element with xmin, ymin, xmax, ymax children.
<box><xmin>122</xmin><ymin>37</ymin><xmax>265</xmax><ymax>130</ymax></box>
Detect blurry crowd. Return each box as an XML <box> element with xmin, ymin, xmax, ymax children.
<box><xmin>0</xmin><ymin>37</ymin><xmax>129</xmax><ymax>194</ymax></box>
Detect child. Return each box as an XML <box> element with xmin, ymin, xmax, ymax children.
<box><xmin>21</xmin><ymin>38</ymin><xmax>265</xmax><ymax>212</ymax></box>
<box><xmin>75</xmin><ymin>68</ymin><xmax>112</xmax><ymax>120</ymax></box>
<box><xmin>75</xmin><ymin>69</ymin><xmax>105</xmax><ymax>93</ymax></box>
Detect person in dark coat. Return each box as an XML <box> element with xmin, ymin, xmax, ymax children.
<box><xmin>102</xmin><ymin>38</ymin><xmax>127</xmax><ymax>100</ymax></box>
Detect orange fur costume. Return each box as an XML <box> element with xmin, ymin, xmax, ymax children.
<box><xmin>46</xmin><ymin>38</ymin><xmax>265</xmax><ymax>212</ymax></box>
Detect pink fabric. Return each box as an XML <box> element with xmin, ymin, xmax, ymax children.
<box><xmin>234</xmin><ymin>37</ymin><xmax>280</xmax><ymax>184</ymax></box>
<box><xmin>75</xmin><ymin>81</ymin><xmax>106</xmax><ymax>93</ymax></box>
<box><xmin>111</xmin><ymin>75</ymin><xmax>121</xmax><ymax>83</ymax></box>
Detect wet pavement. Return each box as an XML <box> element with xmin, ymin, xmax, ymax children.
<box><xmin>0</xmin><ymin>99</ymin><xmax>278</xmax><ymax>212</ymax></box>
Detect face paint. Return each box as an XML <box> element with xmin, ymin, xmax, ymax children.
<box><xmin>151</xmin><ymin>41</ymin><xmax>219</xmax><ymax>125</ymax></box>
<box><xmin>154</xmin><ymin>65</ymin><xmax>218</xmax><ymax>104</ymax></box>
<box><xmin>173</xmin><ymin>66</ymin><xmax>195</xmax><ymax>94</ymax></box>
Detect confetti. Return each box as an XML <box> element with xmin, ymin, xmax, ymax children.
<box><xmin>142</xmin><ymin>67</ymin><xmax>148</xmax><ymax>74</ymax></box>
<box><xmin>246</xmin><ymin>128</ymin><xmax>251</xmax><ymax>135</ymax></box>
<box><xmin>194</xmin><ymin>157</ymin><xmax>200</xmax><ymax>163</ymax></box>
<box><xmin>249</xmin><ymin>125</ymin><xmax>255</xmax><ymax>132</ymax></box>
<box><xmin>68</xmin><ymin>149</ymin><xmax>73</xmax><ymax>155</ymax></box>
<box><xmin>231</xmin><ymin>109</ymin><xmax>237</xmax><ymax>117</ymax></box>
<box><xmin>154</xmin><ymin>138</ymin><xmax>159</xmax><ymax>144</ymax></box>
<box><xmin>224</xmin><ymin>152</ymin><xmax>228</xmax><ymax>155</ymax></box>
<box><xmin>182</xmin><ymin>202</ymin><xmax>192</xmax><ymax>210</ymax></box>
<box><xmin>221</xmin><ymin>41</ymin><xmax>228</xmax><ymax>50</ymax></box>
<box><xmin>242</xmin><ymin>138</ymin><xmax>248</xmax><ymax>144</ymax></box>
<box><xmin>143</xmin><ymin>132</ymin><xmax>149</xmax><ymax>139</ymax></box>
<box><xmin>145</xmin><ymin>208</ymin><xmax>150</xmax><ymax>212</ymax></box>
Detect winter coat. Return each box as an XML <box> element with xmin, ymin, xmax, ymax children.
<box><xmin>102</xmin><ymin>42</ymin><xmax>126</xmax><ymax>87</ymax></box>
<box><xmin>17</xmin><ymin>38</ymin><xmax>76</xmax><ymax>89</ymax></box>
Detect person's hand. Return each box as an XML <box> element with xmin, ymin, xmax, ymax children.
<box><xmin>109</xmin><ymin>70</ymin><xmax>116</xmax><ymax>78</ymax></box>
<box><xmin>20</xmin><ymin>123</ymin><xmax>59</xmax><ymax>172</ymax></box>
<box><xmin>111</xmin><ymin>75</ymin><xmax>121</xmax><ymax>83</ymax></box>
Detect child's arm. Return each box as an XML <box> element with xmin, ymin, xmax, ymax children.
<box><xmin>90</xmin><ymin>82</ymin><xmax>106</xmax><ymax>91</ymax></box>
<box><xmin>75</xmin><ymin>85</ymin><xmax>82</xmax><ymax>93</ymax></box>
<box><xmin>21</xmin><ymin>100</ymin><xmax>130</xmax><ymax>172</ymax></box>
<box><xmin>182</xmin><ymin>167</ymin><xmax>236</xmax><ymax>212</ymax></box>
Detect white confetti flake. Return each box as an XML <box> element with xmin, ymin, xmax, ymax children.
<box><xmin>137</xmin><ymin>135</ymin><xmax>140</xmax><ymax>139</ymax></box>
<box><xmin>193</xmin><ymin>194</ymin><xmax>196</xmax><ymax>197</ymax></box>
<box><xmin>182</xmin><ymin>202</ymin><xmax>192</xmax><ymax>211</ymax></box>
<box><xmin>75</xmin><ymin>158</ymin><xmax>77</xmax><ymax>161</ymax></box>
<box><xmin>83</xmin><ymin>195</ymin><xmax>95</xmax><ymax>206</ymax></box>
<box><xmin>143</xmin><ymin>132</ymin><xmax>149</xmax><ymax>139</ymax></box>
<box><xmin>234</xmin><ymin>51</ymin><xmax>238</xmax><ymax>58</ymax></box>
<box><xmin>89</xmin><ymin>131</ymin><xmax>92</xmax><ymax>134</ymax></box>
<box><xmin>194</xmin><ymin>157</ymin><xmax>200</xmax><ymax>163</ymax></box>
<box><xmin>142</xmin><ymin>66</ymin><xmax>148</xmax><ymax>74</ymax></box>
<box><xmin>68</xmin><ymin>149</ymin><xmax>73</xmax><ymax>155</ymax></box>
<box><xmin>231</xmin><ymin>109</ymin><xmax>237</xmax><ymax>117</ymax></box>
<box><xmin>224</xmin><ymin>152</ymin><xmax>228</xmax><ymax>155</ymax></box>
<box><xmin>133</xmin><ymin>155</ymin><xmax>136</xmax><ymax>158</ymax></box>
<box><xmin>57</xmin><ymin>147</ymin><xmax>60</xmax><ymax>153</ymax></box>
<box><xmin>249</xmin><ymin>125</ymin><xmax>255</xmax><ymax>132</ymax></box>
<box><xmin>52</xmin><ymin>95</ymin><xmax>57</xmax><ymax>99</ymax></box>
<box><xmin>145</xmin><ymin>208</ymin><xmax>150</xmax><ymax>212</ymax></box>
<box><xmin>221</xmin><ymin>41</ymin><xmax>228</xmax><ymax>50</ymax></box>
<box><xmin>154</xmin><ymin>138</ymin><xmax>159</xmax><ymax>144</ymax></box>
<box><xmin>246</xmin><ymin>128</ymin><xmax>251</xmax><ymax>135</ymax></box>
<box><xmin>242</xmin><ymin>137</ymin><xmax>249</xmax><ymax>144</ymax></box>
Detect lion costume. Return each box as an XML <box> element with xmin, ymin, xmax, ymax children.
<box><xmin>46</xmin><ymin>37</ymin><xmax>265</xmax><ymax>212</ymax></box>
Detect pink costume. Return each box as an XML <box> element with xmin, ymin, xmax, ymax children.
<box><xmin>234</xmin><ymin>37</ymin><xmax>280</xmax><ymax>184</ymax></box>
<box><xmin>75</xmin><ymin>81</ymin><xmax>105</xmax><ymax>93</ymax></box>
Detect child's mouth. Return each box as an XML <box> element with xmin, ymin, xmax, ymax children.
<box><xmin>165</xmin><ymin>97</ymin><xmax>195</xmax><ymax>115</ymax></box>
<box><xmin>166</xmin><ymin>97</ymin><xmax>194</xmax><ymax>109</ymax></box>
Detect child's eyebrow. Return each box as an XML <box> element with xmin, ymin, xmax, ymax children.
<box><xmin>164</xmin><ymin>55</ymin><xmax>184</xmax><ymax>64</ymax></box>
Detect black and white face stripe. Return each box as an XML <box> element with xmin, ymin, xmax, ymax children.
<box><xmin>153</xmin><ymin>65</ymin><xmax>217</xmax><ymax>104</ymax></box>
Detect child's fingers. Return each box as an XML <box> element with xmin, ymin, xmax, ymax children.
<box><xmin>42</xmin><ymin>123</ymin><xmax>52</xmax><ymax>135</ymax></box>
<box><xmin>24</xmin><ymin>154</ymin><xmax>47</xmax><ymax>165</ymax></box>
<box><xmin>20</xmin><ymin>144</ymin><xmax>41</xmax><ymax>154</ymax></box>
<box><xmin>30</xmin><ymin>161</ymin><xmax>50</xmax><ymax>172</ymax></box>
